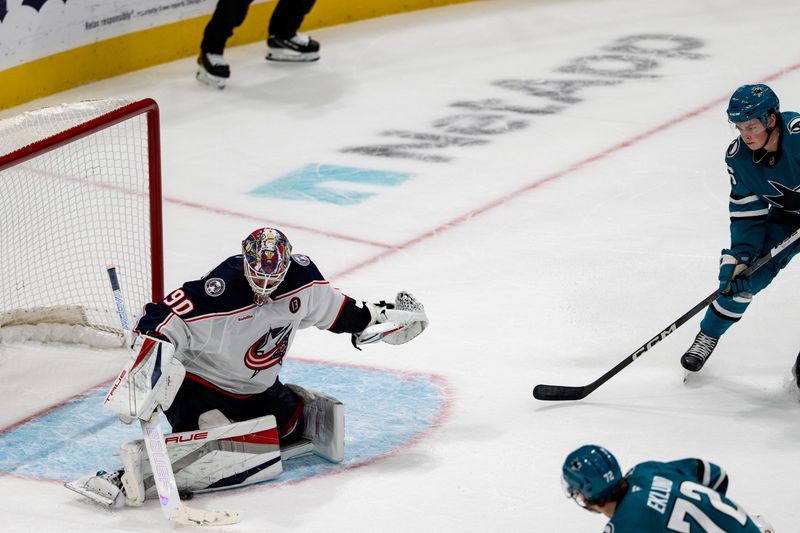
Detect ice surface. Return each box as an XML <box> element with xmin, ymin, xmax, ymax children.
<box><xmin>2</xmin><ymin>0</ymin><xmax>800</xmax><ymax>531</ymax></box>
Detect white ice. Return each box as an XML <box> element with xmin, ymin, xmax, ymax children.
<box><xmin>2</xmin><ymin>0</ymin><xmax>800</xmax><ymax>531</ymax></box>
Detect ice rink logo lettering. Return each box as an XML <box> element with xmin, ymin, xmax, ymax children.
<box><xmin>249</xmin><ymin>164</ymin><xmax>412</xmax><ymax>206</ymax></box>
<box><xmin>342</xmin><ymin>34</ymin><xmax>706</xmax><ymax>163</ymax></box>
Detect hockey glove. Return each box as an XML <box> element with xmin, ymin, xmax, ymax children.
<box><xmin>718</xmin><ymin>249</ymin><xmax>752</xmax><ymax>297</ymax></box>
<box><xmin>103</xmin><ymin>334</ymin><xmax>186</xmax><ymax>424</ymax></box>
<box><xmin>353</xmin><ymin>291</ymin><xmax>428</xmax><ymax>347</ymax></box>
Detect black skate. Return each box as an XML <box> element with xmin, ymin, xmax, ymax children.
<box><xmin>196</xmin><ymin>52</ymin><xmax>230</xmax><ymax>89</ymax></box>
<box><xmin>266</xmin><ymin>34</ymin><xmax>320</xmax><ymax>62</ymax></box>
<box><xmin>681</xmin><ymin>331</ymin><xmax>718</xmax><ymax>372</ymax></box>
<box><xmin>793</xmin><ymin>351</ymin><xmax>800</xmax><ymax>389</ymax></box>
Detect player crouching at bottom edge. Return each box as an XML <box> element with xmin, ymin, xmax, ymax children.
<box><xmin>66</xmin><ymin>227</ymin><xmax>429</xmax><ymax>508</ymax></box>
<box><xmin>561</xmin><ymin>444</ymin><xmax>775</xmax><ymax>532</ymax></box>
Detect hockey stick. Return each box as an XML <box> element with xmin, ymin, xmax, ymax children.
<box><xmin>532</xmin><ymin>226</ymin><xmax>800</xmax><ymax>401</ymax></box>
<box><xmin>107</xmin><ymin>267</ymin><xmax>240</xmax><ymax>525</ymax></box>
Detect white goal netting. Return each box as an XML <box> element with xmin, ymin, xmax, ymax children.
<box><xmin>0</xmin><ymin>99</ymin><xmax>163</xmax><ymax>347</ymax></box>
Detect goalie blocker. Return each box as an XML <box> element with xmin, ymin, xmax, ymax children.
<box><xmin>67</xmin><ymin>384</ymin><xmax>344</xmax><ymax>507</ymax></box>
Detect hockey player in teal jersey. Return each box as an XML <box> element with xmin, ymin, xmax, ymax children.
<box><xmin>561</xmin><ymin>445</ymin><xmax>774</xmax><ymax>532</ymax></box>
<box><xmin>681</xmin><ymin>84</ymin><xmax>800</xmax><ymax>378</ymax></box>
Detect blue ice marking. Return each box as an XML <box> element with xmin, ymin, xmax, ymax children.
<box><xmin>0</xmin><ymin>360</ymin><xmax>445</xmax><ymax>487</ymax></box>
<box><xmin>248</xmin><ymin>164</ymin><xmax>412</xmax><ymax>205</ymax></box>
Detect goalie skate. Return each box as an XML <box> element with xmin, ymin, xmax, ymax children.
<box><xmin>65</xmin><ymin>470</ymin><xmax>125</xmax><ymax>508</ymax></box>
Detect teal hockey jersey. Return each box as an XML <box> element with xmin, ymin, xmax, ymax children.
<box><xmin>604</xmin><ymin>459</ymin><xmax>761</xmax><ymax>532</ymax></box>
<box><xmin>725</xmin><ymin>111</ymin><xmax>800</xmax><ymax>255</ymax></box>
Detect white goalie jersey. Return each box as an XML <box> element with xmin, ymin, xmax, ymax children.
<box><xmin>135</xmin><ymin>254</ymin><xmax>346</xmax><ymax>395</ymax></box>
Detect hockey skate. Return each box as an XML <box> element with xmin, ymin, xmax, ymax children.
<box><xmin>196</xmin><ymin>52</ymin><xmax>230</xmax><ymax>89</ymax></box>
<box><xmin>65</xmin><ymin>470</ymin><xmax>126</xmax><ymax>508</ymax></box>
<box><xmin>681</xmin><ymin>331</ymin><xmax>718</xmax><ymax>373</ymax></box>
<box><xmin>266</xmin><ymin>34</ymin><xmax>320</xmax><ymax>62</ymax></box>
<box><xmin>793</xmin><ymin>352</ymin><xmax>800</xmax><ymax>389</ymax></box>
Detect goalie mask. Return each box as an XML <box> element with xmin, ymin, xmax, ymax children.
<box><xmin>242</xmin><ymin>228</ymin><xmax>292</xmax><ymax>306</ymax></box>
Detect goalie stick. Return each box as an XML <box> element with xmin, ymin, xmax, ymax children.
<box><xmin>533</xmin><ymin>226</ymin><xmax>800</xmax><ymax>401</ymax></box>
<box><xmin>106</xmin><ymin>267</ymin><xmax>240</xmax><ymax>526</ymax></box>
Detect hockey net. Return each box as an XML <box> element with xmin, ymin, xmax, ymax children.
<box><xmin>0</xmin><ymin>99</ymin><xmax>164</xmax><ymax>347</ymax></box>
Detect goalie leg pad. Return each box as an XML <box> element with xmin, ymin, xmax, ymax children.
<box><xmin>286</xmin><ymin>384</ymin><xmax>344</xmax><ymax>462</ymax></box>
<box><xmin>119</xmin><ymin>414</ymin><xmax>283</xmax><ymax>503</ymax></box>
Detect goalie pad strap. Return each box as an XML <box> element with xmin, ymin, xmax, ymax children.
<box><xmin>287</xmin><ymin>384</ymin><xmax>344</xmax><ymax>463</ymax></box>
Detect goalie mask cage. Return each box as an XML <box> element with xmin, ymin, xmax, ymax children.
<box><xmin>0</xmin><ymin>98</ymin><xmax>164</xmax><ymax>347</ymax></box>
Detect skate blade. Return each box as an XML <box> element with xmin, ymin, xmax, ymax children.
<box><xmin>64</xmin><ymin>480</ymin><xmax>120</xmax><ymax>508</ymax></box>
<box><xmin>266</xmin><ymin>49</ymin><xmax>320</xmax><ymax>62</ymax></box>
<box><xmin>196</xmin><ymin>69</ymin><xmax>226</xmax><ymax>89</ymax></box>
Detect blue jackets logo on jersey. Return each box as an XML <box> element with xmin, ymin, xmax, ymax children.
<box><xmin>204</xmin><ymin>277</ymin><xmax>226</xmax><ymax>297</ymax></box>
<box><xmin>245</xmin><ymin>325</ymin><xmax>293</xmax><ymax>376</ymax></box>
<box><xmin>292</xmin><ymin>254</ymin><xmax>310</xmax><ymax>266</ymax></box>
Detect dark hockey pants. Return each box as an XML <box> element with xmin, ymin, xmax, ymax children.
<box><xmin>201</xmin><ymin>0</ymin><xmax>318</xmax><ymax>54</ymax></box>
<box><xmin>164</xmin><ymin>375</ymin><xmax>305</xmax><ymax>443</ymax></box>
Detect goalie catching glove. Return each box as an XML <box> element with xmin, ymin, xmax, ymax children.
<box><xmin>103</xmin><ymin>333</ymin><xmax>185</xmax><ymax>423</ymax></box>
<box><xmin>353</xmin><ymin>291</ymin><xmax>428</xmax><ymax>347</ymax></box>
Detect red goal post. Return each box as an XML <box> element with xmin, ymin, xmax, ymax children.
<box><xmin>0</xmin><ymin>98</ymin><xmax>164</xmax><ymax>347</ymax></box>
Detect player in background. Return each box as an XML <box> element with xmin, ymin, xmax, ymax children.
<box><xmin>561</xmin><ymin>445</ymin><xmax>774</xmax><ymax>532</ymax></box>
<box><xmin>197</xmin><ymin>0</ymin><xmax>320</xmax><ymax>89</ymax></box>
<box><xmin>67</xmin><ymin>227</ymin><xmax>428</xmax><ymax>508</ymax></box>
<box><xmin>681</xmin><ymin>84</ymin><xmax>800</xmax><ymax>379</ymax></box>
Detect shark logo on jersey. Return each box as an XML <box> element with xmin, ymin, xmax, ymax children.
<box><xmin>603</xmin><ymin>523</ymin><xmax>615</xmax><ymax>533</ymax></box>
<box><xmin>245</xmin><ymin>325</ymin><xmax>293</xmax><ymax>376</ymax></box>
<box><xmin>789</xmin><ymin>117</ymin><xmax>800</xmax><ymax>134</ymax></box>
<box><xmin>204</xmin><ymin>277</ymin><xmax>226</xmax><ymax>297</ymax></box>
<box><xmin>765</xmin><ymin>181</ymin><xmax>800</xmax><ymax>212</ymax></box>
<box><xmin>726</xmin><ymin>138</ymin><xmax>740</xmax><ymax>158</ymax></box>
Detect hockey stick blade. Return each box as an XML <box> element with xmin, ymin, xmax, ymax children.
<box><xmin>532</xmin><ymin>384</ymin><xmax>587</xmax><ymax>401</ymax></box>
<box><xmin>170</xmin><ymin>505</ymin><xmax>240</xmax><ymax>526</ymax></box>
<box><xmin>531</xmin><ymin>225</ymin><xmax>800</xmax><ymax>402</ymax></box>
